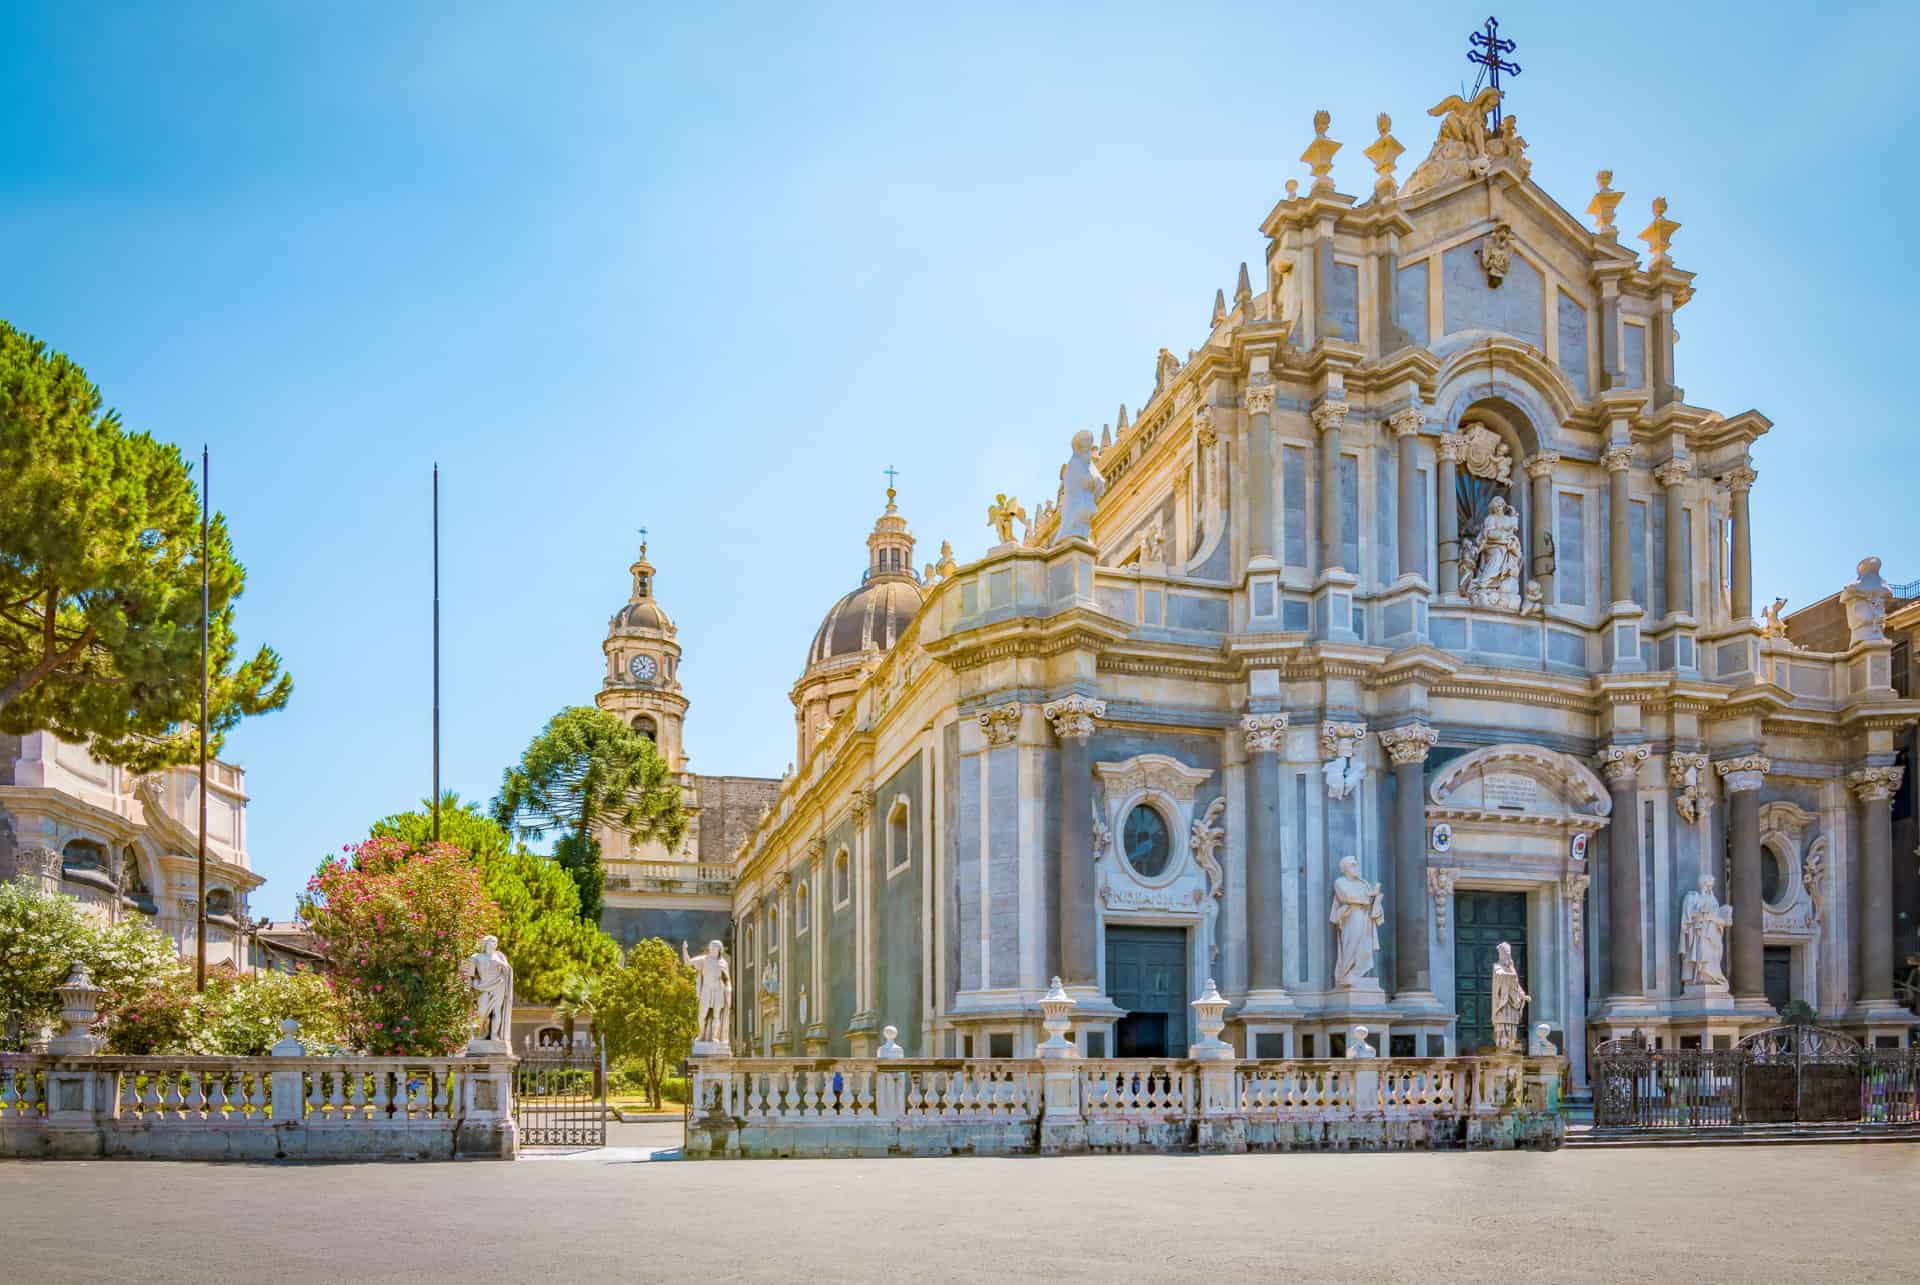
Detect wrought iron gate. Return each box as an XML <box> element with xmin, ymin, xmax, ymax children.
<box><xmin>1594</xmin><ymin>1025</ymin><xmax>1919</xmax><ymax>1130</ymax></box>
<box><xmin>513</xmin><ymin>1044</ymin><xmax>606</xmax><ymax>1147</ymax></box>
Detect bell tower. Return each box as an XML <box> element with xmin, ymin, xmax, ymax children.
<box><xmin>596</xmin><ymin>539</ymin><xmax>688</xmax><ymax>772</ymax></box>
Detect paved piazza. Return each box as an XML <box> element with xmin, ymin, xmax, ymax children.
<box><xmin>4</xmin><ymin>1130</ymin><xmax>1916</xmax><ymax>1283</ymax></box>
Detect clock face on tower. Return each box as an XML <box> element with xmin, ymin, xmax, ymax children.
<box><xmin>628</xmin><ymin>654</ymin><xmax>657</xmax><ymax>682</ymax></box>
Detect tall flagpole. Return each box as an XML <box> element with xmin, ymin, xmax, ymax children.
<box><xmin>432</xmin><ymin>463</ymin><xmax>441</xmax><ymax>842</ymax></box>
<box><xmin>197</xmin><ymin>446</ymin><xmax>209</xmax><ymax>991</ymax></box>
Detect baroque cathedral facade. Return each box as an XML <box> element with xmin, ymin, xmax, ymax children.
<box><xmin>614</xmin><ymin>86</ymin><xmax>1918</xmax><ymax>1089</ymax></box>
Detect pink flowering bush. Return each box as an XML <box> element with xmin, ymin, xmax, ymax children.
<box><xmin>300</xmin><ymin>837</ymin><xmax>499</xmax><ymax>1056</ymax></box>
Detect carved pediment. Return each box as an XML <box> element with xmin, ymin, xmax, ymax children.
<box><xmin>1094</xmin><ymin>753</ymin><xmax>1211</xmax><ymax>805</ymax></box>
<box><xmin>1429</xmin><ymin>745</ymin><xmax>1611</xmax><ymax>819</ymax></box>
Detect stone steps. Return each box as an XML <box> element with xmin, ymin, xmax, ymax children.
<box><xmin>1566</xmin><ymin>1120</ymin><xmax>1920</xmax><ymax>1148</ymax></box>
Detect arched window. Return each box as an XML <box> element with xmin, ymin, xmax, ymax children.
<box><xmin>61</xmin><ymin>839</ymin><xmax>107</xmax><ymax>875</ymax></box>
<box><xmin>886</xmin><ymin>798</ymin><xmax>912</xmax><ymax>875</ymax></box>
<box><xmin>832</xmin><ymin>848</ymin><xmax>851</xmax><ymax>909</ymax></box>
<box><xmin>795</xmin><ymin>882</ymin><xmax>810</xmax><ymax>936</ymax></box>
<box><xmin>632</xmin><ymin>714</ymin><xmax>657</xmax><ymax>742</ymax></box>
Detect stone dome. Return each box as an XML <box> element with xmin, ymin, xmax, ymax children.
<box><xmin>806</xmin><ymin>575</ymin><xmax>923</xmax><ymax>669</ymax></box>
<box><xmin>614</xmin><ymin>597</ymin><xmax>673</xmax><ymax>632</ymax></box>
<box><xmin>800</xmin><ymin>488</ymin><xmax>923</xmax><ymax>675</ymax></box>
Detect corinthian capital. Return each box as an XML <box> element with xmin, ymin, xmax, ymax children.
<box><xmin>1653</xmin><ymin>458</ymin><xmax>1692</xmax><ymax>489</ymax></box>
<box><xmin>1041</xmin><ymin>694</ymin><xmax>1106</xmax><ymax>741</ymax></box>
<box><xmin>1310</xmin><ymin>400</ymin><xmax>1350</xmax><ymax>434</ymax></box>
<box><xmin>978</xmin><ymin>703</ymin><xmax>1024</xmax><ymax>747</ymax></box>
<box><xmin>1194</xmin><ymin>406</ymin><xmax>1216</xmax><ymax>447</ymax></box>
<box><xmin>850</xmin><ymin>788</ymin><xmax>875</xmax><ymax>824</ymax></box>
<box><xmin>1242</xmin><ymin>381</ymin><xmax>1276</xmax><ymax>416</ymax></box>
<box><xmin>1378</xmin><ymin>723</ymin><xmax>1439</xmax><ymax>766</ymax></box>
<box><xmin>1240</xmin><ymin>712</ymin><xmax>1290</xmax><ymax>754</ymax></box>
<box><xmin>1525</xmin><ymin>451</ymin><xmax>1559</xmax><ymax>480</ymax></box>
<box><xmin>1601</xmin><ymin>444</ymin><xmax>1635</xmax><ymax>473</ymax></box>
<box><xmin>1848</xmin><ymin>765</ymin><xmax>1905</xmax><ymax>803</ymax></box>
<box><xmin>1319</xmin><ymin>721</ymin><xmax>1368</xmax><ymax>761</ymax></box>
<box><xmin>1714</xmin><ymin>753</ymin><xmax>1770</xmax><ymax>793</ymax></box>
<box><xmin>1436</xmin><ymin>432</ymin><xmax>1467</xmax><ymax>464</ymax></box>
<box><xmin>1723</xmin><ymin>464</ymin><xmax>1757</xmax><ymax>493</ymax></box>
<box><xmin>1387</xmin><ymin>407</ymin><xmax>1425</xmax><ymax>438</ymax></box>
<box><xmin>1596</xmin><ymin>743</ymin><xmax>1650</xmax><ymax>784</ymax></box>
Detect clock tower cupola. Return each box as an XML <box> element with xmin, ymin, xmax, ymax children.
<box><xmin>597</xmin><ymin>538</ymin><xmax>688</xmax><ymax>771</ymax></box>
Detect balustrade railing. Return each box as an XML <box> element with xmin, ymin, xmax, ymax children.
<box><xmin>687</xmin><ymin>1052</ymin><xmax>1563</xmax><ymax>1157</ymax></box>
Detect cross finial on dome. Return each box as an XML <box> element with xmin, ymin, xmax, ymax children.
<box><xmin>883</xmin><ymin>464</ymin><xmax>899</xmax><ymax>507</ymax></box>
<box><xmin>637</xmin><ymin>525</ymin><xmax>648</xmax><ymax>556</ymax></box>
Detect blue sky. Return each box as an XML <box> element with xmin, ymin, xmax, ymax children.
<box><xmin>6</xmin><ymin>3</ymin><xmax>1917</xmax><ymax>918</ymax></box>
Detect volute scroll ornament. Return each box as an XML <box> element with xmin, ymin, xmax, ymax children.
<box><xmin>1240</xmin><ymin>712</ymin><xmax>1289</xmax><ymax>755</ymax></box>
<box><xmin>1715</xmin><ymin>754</ymin><xmax>1770</xmax><ymax>794</ymax></box>
<box><xmin>1378</xmin><ymin>723</ymin><xmax>1439</xmax><ymax>767</ymax></box>
<box><xmin>1435</xmin><ymin>432</ymin><xmax>1467</xmax><ymax>464</ymax></box>
<box><xmin>1321</xmin><ymin>722</ymin><xmax>1369</xmax><ymax>800</ymax></box>
<box><xmin>1386</xmin><ymin>406</ymin><xmax>1426</xmax><ymax>438</ymax></box>
<box><xmin>1242</xmin><ymin>382</ymin><xmax>1276</xmax><ymax>417</ymax></box>
<box><xmin>1596</xmin><ymin>744</ymin><xmax>1650</xmax><ymax>786</ymax></box>
<box><xmin>1602</xmin><ymin>445</ymin><xmax>1636</xmax><ymax>474</ymax></box>
<box><xmin>1848</xmin><ymin>765</ymin><xmax>1905</xmax><ymax>804</ymax></box>
<box><xmin>1668</xmin><ymin>751</ymin><xmax>1710</xmax><ymax>823</ymax></box>
<box><xmin>1042</xmin><ymin>694</ymin><xmax>1106</xmax><ymax>741</ymax></box>
<box><xmin>1310</xmin><ymin>400</ymin><xmax>1351</xmax><ymax>435</ymax></box>
<box><xmin>1189</xmin><ymin>798</ymin><xmax>1227</xmax><ymax>901</ymax></box>
<box><xmin>978</xmin><ymin>703</ymin><xmax>1023</xmax><ymax>748</ymax></box>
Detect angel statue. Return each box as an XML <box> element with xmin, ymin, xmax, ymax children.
<box><xmin>987</xmin><ymin>493</ymin><xmax>1027</xmax><ymax>546</ymax></box>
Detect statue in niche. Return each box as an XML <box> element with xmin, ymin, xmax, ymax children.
<box><xmin>1491</xmin><ymin>941</ymin><xmax>1529</xmax><ymax>1052</ymax></box>
<box><xmin>1679</xmin><ymin>876</ymin><xmax>1733</xmax><ymax>989</ymax></box>
<box><xmin>761</xmin><ymin>958</ymin><xmax>779</xmax><ymax>997</ymax></box>
<box><xmin>463</xmin><ymin>934</ymin><xmax>514</xmax><ymax>1050</ymax></box>
<box><xmin>1052</xmin><ymin>430</ymin><xmax>1107</xmax><ymax>545</ymax></box>
<box><xmin>682</xmin><ymin>940</ymin><xmax>733</xmax><ymax>1047</ymax></box>
<box><xmin>1460</xmin><ymin>496</ymin><xmax>1524</xmax><ymax>612</ymax></box>
<box><xmin>1329</xmin><ymin>856</ymin><xmax>1384</xmax><ymax>989</ymax></box>
<box><xmin>987</xmin><ymin>493</ymin><xmax>1026</xmax><ymax>546</ymax></box>
<box><xmin>1479</xmin><ymin>223</ymin><xmax>1515</xmax><ymax>287</ymax></box>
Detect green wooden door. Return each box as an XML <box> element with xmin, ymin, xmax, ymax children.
<box><xmin>1454</xmin><ymin>891</ymin><xmax>1528</xmax><ymax>1054</ymax></box>
<box><xmin>1106</xmin><ymin>925</ymin><xmax>1188</xmax><ymax>1058</ymax></box>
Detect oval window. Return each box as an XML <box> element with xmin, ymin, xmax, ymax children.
<box><xmin>1122</xmin><ymin>804</ymin><xmax>1172</xmax><ymax>878</ymax></box>
<box><xmin>1761</xmin><ymin>847</ymin><xmax>1785</xmax><ymax>905</ymax></box>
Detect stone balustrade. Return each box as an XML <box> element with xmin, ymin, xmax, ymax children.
<box><xmin>0</xmin><ymin>1048</ymin><xmax>517</xmax><ymax>1160</ymax></box>
<box><xmin>685</xmin><ymin>1053</ymin><xmax>1564</xmax><ymax>1158</ymax></box>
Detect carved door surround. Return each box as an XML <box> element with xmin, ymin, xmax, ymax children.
<box><xmin>1091</xmin><ymin>752</ymin><xmax>1219</xmax><ymax>1000</ymax></box>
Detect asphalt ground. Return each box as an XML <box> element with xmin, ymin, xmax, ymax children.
<box><xmin>4</xmin><ymin>1128</ymin><xmax>1915</xmax><ymax>1283</ymax></box>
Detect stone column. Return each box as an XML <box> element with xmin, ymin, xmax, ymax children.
<box><xmin>1436</xmin><ymin>432</ymin><xmax>1463</xmax><ymax>595</ymax></box>
<box><xmin>1655</xmin><ymin>459</ymin><xmax>1691</xmax><ymax>620</ymax></box>
<box><xmin>1043</xmin><ymin>695</ymin><xmax>1105</xmax><ymax>989</ymax></box>
<box><xmin>1389</xmin><ymin>408</ymin><xmax>1425</xmax><ymax>580</ymax></box>
<box><xmin>1244</xmin><ymin>382</ymin><xmax>1276</xmax><ymax>564</ymax></box>
<box><xmin>1312</xmin><ymin>400</ymin><xmax>1349</xmax><ymax>574</ymax></box>
<box><xmin>774</xmin><ymin>869</ymin><xmax>794</xmax><ymax>1050</ymax></box>
<box><xmin>849</xmin><ymin>792</ymin><xmax>872</xmax><ymax>1024</ymax></box>
<box><xmin>1597</xmin><ymin>745</ymin><xmax>1650</xmax><ymax>998</ymax></box>
<box><xmin>1716</xmin><ymin>755</ymin><xmax>1769</xmax><ymax>1004</ymax></box>
<box><xmin>1527</xmin><ymin>452</ymin><xmax>1558</xmax><ymax>603</ymax></box>
<box><xmin>1240</xmin><ymin>713</ymin><xmax>1289</xmax><ymax>992</ymax></box>
<box><xmin>1604</xmin><ymin>445</ymin><xmax>1635</xmax><ymax>606</ymax></box>
<box><xmin>1379</xmin><ymin>724</ymin><xmax>1440</xmax><ymax>1003</ymax></box>
<box><xmin>1726</xmin><ymin>465</ymin><xmax>1756</xmax><ymax>620</ymax></box>
<box><xmin>1849</xmin><ymin>766</ymin><xmax>1905</xmax><ymax>1005</ymax></box>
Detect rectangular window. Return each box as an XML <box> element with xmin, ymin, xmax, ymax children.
<box><xmin>832</xmin><ymin>849</ymin><xmax>850</xmax><ymax>910</ymax></box>
<box><xmin>1630</xmin><ymin>498</ymin><xmax>1648</xmax><ymax>608</ymax></box>
<box><xmin>887</xmin><ymin>800</ymin><xmax>912</xmax><ymax>875</ymax></box>
<box><xmin>1340</xmin><ymin>454</ymin><xmax>1359</xmax><ymax>575</ymax></box>
<box><xmin>1283</xmin><ymin>444</ymin><xmax>1308</xmax><ymax>565</ymax></box>
<box><xmin>1300</xmin><ymin>1034</ymin><xmax>1317</xmax><ymax>1058</ymax></box>
<box><xmin>1623</xmin><ymin>322</ymin><xmax>1648</xmax><ymax>389</ymax></box>
<box><xmin>1557</xmin><ymin>491</ymin><xmax>1587</xmax><ymax>607</ymax></box>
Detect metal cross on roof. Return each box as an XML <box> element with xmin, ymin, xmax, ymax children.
<box><xmin>637</xmin><ymin>525</ymin><xmax>648</xmax><ymax>551</ymax></box>
<box><xmin>883</xmin><ymin>464</ymin><xmax>899</xmax><ymax>501</ymax></box>
<box><xmin>1468</xmin><ymin>16</ymin><xmax>1521</xmax><ymax>126</ymax></box>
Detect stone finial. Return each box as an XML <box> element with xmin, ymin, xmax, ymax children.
<box><xmin>1037</xmin><ymin>977</ymin><xmax>1078</xmax><ymax>1058</ymax></box>
<box><xmin>1285</xmin><ymin>178</ymin><xmax>1299</xmax><ymax>200</ymax></box>
<box><xmin>272</xmin><ymin>1018</ymin><xmax>305</xmax><ymax>1057</ymax></box>
<box><xmin>1234</xmin><ymin>261</ymin><xmax>1252</xmax><ymax>306</ymax></box>
<box><xmin>1842</xmin><ymin>555</ymin><xmax>1892</xmax><ymax>644</ymax></box>
<box><xmin>1587</xmin><ymin>170</ymin><xmax>1623</xmax><ymax>236</ymax></box>
<box><xmin>1116</xmin><ymin>404</ymin><xmax>1129</xmax><ymax>432</ymax></box>
<box><xmin>1301</xmin><ymin>109</ymin><xmax>1341</xmax><ymax>195</ymax></box>
<box><xmin>1099</xmin><ymin>423</ymin><xmax>1112</xmax><ymax>452</ymax></box>
<box><xmin>48</xmin><ymin>963</ymin><xmax>101</xmax><ymax>1056</ymax></box>
<box><xmin>1189</xmin><ymin>979</ymin><xmax>1230</xmax><ymax>1057</ymax></box>
<box><xmin>1363</xmin><ymin>112</ymin><xmax>1404</xmax><ymax>199</ymax></box>
<box><xmin>1211</xmin><ymin>288</ymin><xmax>1227</xmax><ymax>327</ymax></box>
<box><xmin>1638</xmin><ymin>196</ymin><xmax>1680</xmax><ymax>263</ymax></box>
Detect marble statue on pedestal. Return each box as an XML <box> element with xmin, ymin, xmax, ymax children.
<box><xmin>683</xmin><ymin>940</ymin><xmax>733</xmax><ymax>1049</ymax></box>
<box><xmin>1053</xmin><ymin>430</ymin><xmax>1106</xmax><ymax>545</ymax></box>
<box><xmin>1329</xmin><ymin>857</ymin><xmax>1384</xmax><ymax>989</ymax></box>
<box><xmin>1345</xmin><ymin>1024</ymin><xmax>1377</xmax><ymax>1058</ymax></box>
<box><xmin>1460</xmin><ymin>497</ymin><xmax>1523</xmax><ymax>611</ymax></box>
<box><xmin>463</xmin><ymin>934</ymin><xmax>514</xmax><ymax>1052</ymax></box>
<box><xmin>1841</xmin><ymin>556</ymin><xmax>1891</xmax><ymax>643</ymax></box>
<box><xmin>1491</xmin><ymin>941</ymin><xmax>1528</xmax><ymax>1052</ymax></box>
<box><xmin>1527</xmin><ymin>1023</ymin><xmax>1556</xmax><ymax>1057</ymax></box>
<box><xmin>1679</xmin><ymin>877</ymin><xmax>1732</xmax><ymax>989</ymax></box>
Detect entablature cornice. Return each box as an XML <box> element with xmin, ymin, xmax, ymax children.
<box><xmin>920</xmin><ymin>607</ymin><xmax>1132</xmax><ymax>674</ymax></box>
<box><xmin>1688</xmin><ymin>409</ymin><xmax>1771</xmax><ymax>452</ymax></box>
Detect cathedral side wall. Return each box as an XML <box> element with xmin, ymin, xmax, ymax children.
<box><xmin>875</xmin><ymin>752</ymin><xmax>926</xmax><ymax>1051</ymax></box>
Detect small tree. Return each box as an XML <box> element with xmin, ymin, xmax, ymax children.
<box><xmin>493</xmin><ymin>707</ymin><xmax>684</xmax><ymax>919</ymax></box>
<box><xmin>596</xmin><ymin>938</ymin><xmax>696</xmax><ymax>1109</ymax></box>
<box><xmin>0</xmin><ymin>322</ymin><xmax>291</xmax><ymax>769</ymax></box>
<box><xmin>300</xmin><ymin>837</ymin><xmax>498</xmax><ymax>1055</ymax></box>
<box><xmin>371</xmin><ymin>795</ymin><xmax>619</xmax><ymax>1003</ymax></box>
<box><xmin>0</xmin><ymin>876</ymin><xmax>186</xmax><ymax>1048</ymax></box>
